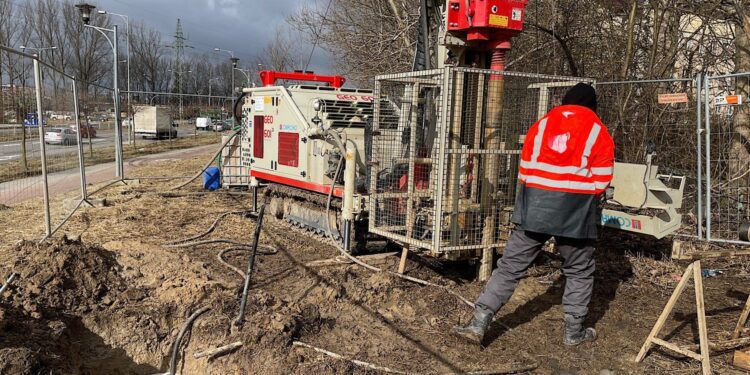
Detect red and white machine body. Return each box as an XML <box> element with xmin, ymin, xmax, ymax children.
<box><xmin>240</xmin><ymin>71</ymin><xmax>372</xmax><ymax>202</ymax></box>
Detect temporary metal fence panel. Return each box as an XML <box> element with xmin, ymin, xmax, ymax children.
<box><xmin>0</xmin><ymin>69</ymin><xmax>44</xmax><ymax>207</ymax></box>
<box><xmin>370</xmin><ymin>67</ymin><xmax>586</xmax><ymax>259</ymax></box>
<box><xmin>0</xmin><ymin>50</ymin><xmax>93</xmax><ymax>242</ymax></box>
<box><xmin>704</xmin><ymin>73</ymin><xmax>750</xmax><ymax>245</ymax></box>
<box><xmin>597</xmin><ymin>78</ymin><xmax>700</xmax><ymax>238</ymax></box>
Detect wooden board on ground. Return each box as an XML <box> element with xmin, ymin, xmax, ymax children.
<box><xmin>734</xmin><ymin>347</ymin><xmax>750</xmax><ymax>371</ymax></box>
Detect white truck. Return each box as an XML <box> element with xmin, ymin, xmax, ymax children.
<box><xmin>134</xmin><ymin>105</ymin><xmax>177</xmax><ymax>139</ymax></box>
<box><xmin>196</xmin><ymin>117</ymin><xmax>214</xmax><ymax>131</ymax></box>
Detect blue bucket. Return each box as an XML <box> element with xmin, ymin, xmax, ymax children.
<box><xmin>203</xmin><ymin>166</ymin><xmax>221</xmax><ymax>191</ymax></box>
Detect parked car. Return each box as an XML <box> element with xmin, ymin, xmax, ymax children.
<box><xmin>70</xmin><ymin>124</ymin><xmax>97</xmax><ymax>138</ymax></box>
<box><xmin>44</xmin><ymin>128</ymin><xmax>78</xmax><ymax>145</ymax></box>
<box><xmin>122</xmin><ymin>118</ymin><xmax>133</xmax><ymax>127</ymax></box>
<box><xmin>221</xmin><ymin>119</ymin><xmax>234</xmax><ymax>130</ymax></box>
<box><xmin>50</xmin><ymin>113</ymin><xmax>72</xmax><ymax>120</ymax></box>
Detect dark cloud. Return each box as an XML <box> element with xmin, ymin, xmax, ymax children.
<box><xmin>95</xmin><ymin>0</ymin><xmax>331</xmax><ymax>72</ymax></box>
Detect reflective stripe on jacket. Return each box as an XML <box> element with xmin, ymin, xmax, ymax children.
<box><xmin>511</xmin><ymin>105</ymin><xmax>615</xmax><ymax>239</ymax></box>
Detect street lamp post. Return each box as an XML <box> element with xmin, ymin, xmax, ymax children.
<box><xmin>75</xmin><ymin>3</ymin><xmax>124</xmax><ymax>179</ymax></box>
<box><xmin>234</xmin><ymin>67</ymin><xmax>251</xmax><ymax>87</ymax></box>
<box><xmin>97</xmin><ymin>10</ymin><xmax>132</xmax><ymax>145</ymax></box>
<box><xmin>19</xmin><ymin>45</ymin><xmax>57</xmax><ymax>61</ymax></box>
<box><xmin>208</xmin><ymin>77</ymin><xmax>220</xmax><ymax>108</ymax></box>
<box><xmin>214</xmin><ymin>48</ymin><xmax>236</xmax><ymax>125</ymax></box>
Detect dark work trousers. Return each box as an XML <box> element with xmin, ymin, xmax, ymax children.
<box><xmin>475</xmin><ymin>229</ymin><xmax>596</xmax><ymax>317</ymax></box>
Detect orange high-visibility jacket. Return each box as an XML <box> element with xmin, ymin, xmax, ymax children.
<box><xmin>511</xmin><ymin>104</ymin><xmax>614</xmax><ymax>239</ymax></box>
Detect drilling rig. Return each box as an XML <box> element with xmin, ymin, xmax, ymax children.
<box><xmin>230</xmin><ymin>0</ymin><xmax>686</xmax><ymax>277</ymax></box>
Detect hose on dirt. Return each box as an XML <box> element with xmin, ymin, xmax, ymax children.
<box><xmin>324</xmin><ymin>132</ymin><xmax>476</xmax><ymax>309</ymax></box>
<box><xmin>169</xmin><ymin>130</ymin><xmax>241</xmax><ymax>191</ymax></box>
<box><xmin>164</xmin><ymin>239</ymin><xmax>278</xmax><ymax>255</ymax></box>
<box><xmin>164</xmin><ymin>209</ymin><xmax>278</xmax><ymax>281</ymax></box>
<box><xmin>166</xmin><ymin>210</ymin><xmax>254</xmax><ymax>245</ymax></box>
<box><xmin>218</xmin><ymin>247</ymin><xmax>249</xmax><ymax>277</ymax></box>
<box><xmin>169</xmin><ymin>306</ymin><xmax>210</xmax><ymax>375</ymax></box>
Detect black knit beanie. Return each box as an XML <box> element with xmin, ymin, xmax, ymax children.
<box><xmin>562</xmin><ymin>83</ymin><xmax>597</xmax><ymax>113</ymax></box>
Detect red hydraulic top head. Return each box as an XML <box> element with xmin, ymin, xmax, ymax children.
<box><xmin>259</xmin><ymin>70</ymin><xmax>346</xmax><ymax>88</ymax></box>
<box><xmin>446</xmin><ymin>0</ymin><xmax>528</xmax><ymax>49</ymax></box>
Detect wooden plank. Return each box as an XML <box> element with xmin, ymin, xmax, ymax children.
<box><xmin>651</xmin><ymin>337</ymin><xmax>703</xmax><ymax>361</ymax></box>
<box><xmin>635</xmin><ymin>263</ymin><xmax>694</xmax><ymax>362</ymax></box>
<box><xmin>733</xmin><ymin>348</ymin><xmax>750</xmax><ymax>371</ymax></box>
<box><xmin>693</xmin><ymin>260</ymin><xmax>712</xmax><ymax>375</ymax></box>
<box><xmin>733</xmin><ymin>294</ymin><xmax>750</xmax><ymax>340</ymax></box>
<box><xmin>306</xmin><ymin>252</ymin><xmax>399</xmax><ymax>268</ymax></box>
<box><xmin>685</xmin><ymin>336</ymin><xmax>750</xmax><ymax>352</ymax></box>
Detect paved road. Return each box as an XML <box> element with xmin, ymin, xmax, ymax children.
<box><xmin>0</xmin><ymin>127</ymin><xmax>200</xmax><ymax>164</ymax></box>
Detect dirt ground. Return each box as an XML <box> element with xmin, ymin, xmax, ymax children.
<box><xmin>2</xmin><ymin>149</ymin><xmax>750</xmax><ymax>374</ymax></box>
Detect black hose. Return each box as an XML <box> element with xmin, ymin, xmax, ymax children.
<box><xmin>165</xmin><ymin>210</ymin><xmax>254</xmax><ymax>245</ymax></box>
<box><xmin>234</xmin><ymin>205</ymin><xmax>266</xmax><ymax>328</ymax></box>
<box><xmin>169</xmin><ymin>306</ymin><xmax>210</xmax><ymax>375</ymax></box>
<box><xmin>233</xmin><ymin>92</ymin><xmax>247</xmax><ymax>128</ymax></box>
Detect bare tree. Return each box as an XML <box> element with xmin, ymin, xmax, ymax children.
<box><xmin>289</xmin><ymin>0</ymin><xmax>419</xmax><ymax>85</ymax></box>
<box><xmin>129</xmin><ymin>22</ymin><xmax>170</xmax><ymax>100</ymax></box>
<box><xmin>255</xmin><ymin>27</ymin><xmax>303</xmax><ymax>73</ymax></box>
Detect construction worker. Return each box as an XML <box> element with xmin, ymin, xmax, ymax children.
<box><xmin>453</xmin><ymin>83</ymin><xmax>614</xmax><ymax>346</ymax></box>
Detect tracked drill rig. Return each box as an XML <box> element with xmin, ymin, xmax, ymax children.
<box><xmin>230</xmin><ymin>1</ymin><xmax>686</xmax><ymax>268</ymax></box>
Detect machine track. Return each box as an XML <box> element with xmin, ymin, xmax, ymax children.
<box><xmin>264</xmin><ymin>183</ymin><xmax>344</xmax><ymax>248</ymax></box>
<box><xmin>263</xmin><ymin>183</ymin><xmax>368</xmax><ymax>252</ymax></box>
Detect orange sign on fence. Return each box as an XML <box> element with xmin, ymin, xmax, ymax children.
<box><xmin>714</xmin><ymin>95</ymin><xmax>743</xmax><ymax>106</ymax></box>
<box><xmin>658</xmin><ymin>93</ymin><xmax>689</xmax><ymax>104</ymax></box>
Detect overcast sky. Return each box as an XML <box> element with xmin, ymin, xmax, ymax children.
<box><xmin>93</xmin><ymin>0</ymin><xmax>331</xmax><ymax>72</ymax></box>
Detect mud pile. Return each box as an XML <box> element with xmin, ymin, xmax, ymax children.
<box><xmin>0</xmin><ymin>237</ymin><xmax>128</xmax><ymax>374</ymax></box>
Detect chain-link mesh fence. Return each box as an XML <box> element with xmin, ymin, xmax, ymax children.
<box><xmin>0</xmin><ymin>61</ymin><xmax>43</xmax><ymax>207</ymax></box>
<box><xmin>597</xmin><ymin>78</ymin><xmax>699</xmax><ymax>236</ymax></box>
<box><xmin>0</xmin><ymin>48</ymin><xmax>233</xmax><ymax>242</ymax></box>
<box><xmin>704</xmin><ymin>74</ymin><xmax>750</xmax><ymax>244</ymax></box>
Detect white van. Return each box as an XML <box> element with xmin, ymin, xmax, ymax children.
<box><xmin>196</xmin><ymin>117</ymin><xmax>213</xmax><ymax>131</ymax></box>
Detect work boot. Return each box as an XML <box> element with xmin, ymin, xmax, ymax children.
<box><xmin>563</xmin><ymin>314</ymin><xmax>596</xmax><ymax>346</ymax></box>
<box><xmin>452</xmin><ymin>306</ymin><xmax>493</xmax><ymax>344</ymax></box>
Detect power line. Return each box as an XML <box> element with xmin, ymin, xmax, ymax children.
<box><xmin>305</xmin><ymin>0</ymin><xmax>333</xmax><ymax>71</ymax></box>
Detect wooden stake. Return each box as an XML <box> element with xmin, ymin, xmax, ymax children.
<box><xmin>732</xmin><ymin>294</ymin><xmax>750</xmax><ymax>340</ymax></box>
<box><xmin>693</xmin><ymin>261</ymin><xmax>712</xmax><ymax>375</ymax></box>
<box><xmin>635</xmin><ymin>262</ymin><xmax>694</xmax><ymax>362</ymax></box>
<box><xmin>397</xmin><ymin>246</ymin><xmax>409</xmax><ymax>274</ymax></box>
<box><xmin>193</xmin><ymin>341</ymin><xmax>243</xmax><ymax>359</ymax></box>
<box><xmin>634</xmin><ymin>261</ymin><xmax>712</xmax><ymax>375</ymax></box>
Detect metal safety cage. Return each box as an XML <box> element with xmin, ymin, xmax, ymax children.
<box><xmin>369</xmin><ymin>67</ymin><xmax>590</xmax><ymax>259</ymax></box>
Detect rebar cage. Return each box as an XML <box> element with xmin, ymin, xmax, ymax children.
<box><xmin>369</xmin><ymin>67</ymin><xmax>588</xmax><ymax>259</ymax></box>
